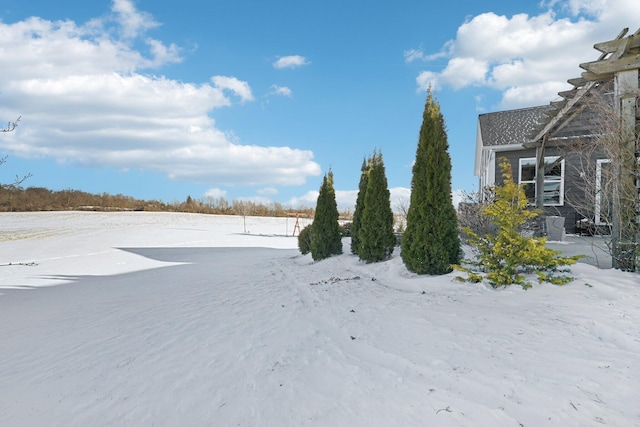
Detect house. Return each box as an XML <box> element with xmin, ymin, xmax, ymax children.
<box><xmin>474</xmin><ymin>103</ymin><xmax>601</xmax><ymax>234</ymax></box>
<box><xmin>474</xmin><ymin>28</ymin><xmax>639</xmax><ymax>238</ymax></box>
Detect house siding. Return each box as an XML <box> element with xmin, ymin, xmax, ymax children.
<box><xmin>476</xmin><ymin>98</ymin><xmax>615</xmax><ymax>236</ymax></box>
<box><xmin>494</xmin><ymin>146</ymin><xmax>607</xmax><ymax>234</ymax></box>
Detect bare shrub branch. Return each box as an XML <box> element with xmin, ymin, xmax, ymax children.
<box><xmin>561</xmin><ymin>83</ymin><xmax>639</xmax><ymax>270</ymax></box>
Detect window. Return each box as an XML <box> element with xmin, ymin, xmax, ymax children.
<box><xmin>518</xmin><ymin>156</ymin><xmax>564</xmax><ymax>206</ymax></box>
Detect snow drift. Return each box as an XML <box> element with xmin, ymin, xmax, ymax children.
<box><xmin>1</xmin><ymin>212</ymin><xmax>638</xmax><ymax>426</ymax></box>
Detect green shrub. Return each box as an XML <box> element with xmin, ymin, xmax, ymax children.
<box><xmin>298</xmin><ymin>226</ymin><xmax>313</xmax><ymax>255</ymax></box>
<box><xmin>339</xmin><ymin>222</ymin><xmax>352</xmax><ymax>237</ymax></box>
<box><xmin>358</xmin><ymin>152</ymin><xmax>395</xmax><ymax>263</ymax></box>
<box><xmin>351</xmin><ymin>158</ymin><xmax>370</xmax><ymax>255</ymax></box>
<box><xmin>458</xmin><ymin>159</ymin><xmax>582</xmax><ymax>289</ymax></box>
<box><xmin>310</xmin><ymin>171</ymin><xmax>342</xmax><ymax>261</ymax></box>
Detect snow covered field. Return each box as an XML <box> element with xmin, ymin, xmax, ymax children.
<box><xmin>1</xmin><ymin>211</ymin><xmax>638</xmax><ymax>426</ymax></box>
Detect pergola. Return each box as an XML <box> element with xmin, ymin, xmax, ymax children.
<box><xmin>526</xmin><ymin>28</ymin><xmax>640</xmax><ymax>268</ymax></box>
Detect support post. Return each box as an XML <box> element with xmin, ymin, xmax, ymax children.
<box><xmin>535</xmin><ymin>136</ymin><xmax>547</xmax><ymax>235</ymax></box>
<box><xmin>611</xmin><ymin>69</ymin><xmax>639</xmax><ymax>270</ymax></box>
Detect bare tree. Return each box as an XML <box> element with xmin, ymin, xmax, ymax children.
<box><xmin>1</xmin><ymin>116</ymin><xmax>20</xmax><ymax>133</ymax></box>
<box><xmin>394</xmin><ymin>196</ymin><xmax>409</xmax><ymax>232</ymax></box>
<box><xmin>562</xmin><ymin>86</ymin><xmax>639</xmax><ymax>271</ymax></box>
<box><xmin>0</xmin><ymin>156</ymin><xmax>31</xmax><ymax>190</ymax></box>
<box><xmin>233</xmin><ymin>200</ymin><xmax>254</xmax><ymax>233</ymax></box>
<box><xmin>1</xmin><ymin>117</ymin><xmax>31</xmax><ymax>191</ymax></box>
<box><xmin>457</xmin><ymin>187</ymin><xmax>496</xmax><ymax>241</ymax></box>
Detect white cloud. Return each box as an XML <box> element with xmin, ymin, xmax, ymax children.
<box><xmin>412</xmin><ymin>0</ymin><xmax>640</xmax><ymax>108</ymax></box>
<box><xmin>286</xmin><ymin>187</ymin><xmax>415</xmax><ymax>214</ymax></box>
<box><xmin>273</xmin><ymin>55</ymin><xmax>310</xmax><ymax>69</ymax></box>
<box><xmin>404</xmin><ymin>48</ymin><xmax>426</xmax><ymax>63</ymax></box>
<box><xmin>404</xmin><ymin>46</ymin><xmax>449</xmax><ymax>63</ymax></box>
<box><xmin>285</xmin><ymin>189</ymin><xmax>356</xmax><ymax>212</ymax></box>
<box><xmin>257</xmin><ymin>187</ymin><xmax>278</xmax><ymax>196</ymax></box>
<box><xmin>439</xmin><ymin>57</ymin><xmax>489</xmax><ymax>90</ymax></box>
<box><xmin>111</xmin><ymin>0</ymin><xmax>158</xmax><ymax>39</ymax></box>
<box><xmin>286</xmin><ymin>191</ymin><xmax>318</xmax><ymax>209</ymax></box>
<box><xmin>0</xmin><ymin>1</ymin><xmax>320</xmax><ymax>188</ymax></box>
<box><xmin>416</xmin><ymin>71</ymin><xmax>440</xmax><ymax>92</ymax></box>
<box><xmin>499</xmin><ymin>81</ymin><xmax>570</xmax><ymax>110</ymax></box>
<box><xmin>285</xmin><ymin>186</ymin><xmax>462</xmax><ymax>215</ymax></box>
<box><xmin>335</xmin><ymin>190</ymin><xmax>358</xmax><ymax>213</ymax></box>
<box><xmin>204</xmin><ymin>188</ymin><xmax>227</xmax><ymax>199</ymax></box>
<box><xmin>268</xmin><ymin>85</ymin><xmax>293</xmax><ymax>97</ymax></box>
<box><xmin>145</xmin><ymin>38</ymin><xmax>182</xmax><ymax>67</ymax></box>
<box><xmin>232</xmin><ymin>195</ymin><xmax>275</xmax><ymax>206</ymax></box>
<box><xmin>390</xmin><ymin>187</ymin><xmax>411</xmax><ymax>213</ymax></box>
<box><xmin>566</xmin><ymin>0</ymin><xmax>607</xmax><ymax>16</ymax></box>
<box><xmin>212</xmin><ymin>76</ymin><xmax>254</xmax><ymax>103</ymax></box>
<box><xmin>451</xmin><ymin>189</ymin><xmax>464</xmax><ymax>210</ymax></box>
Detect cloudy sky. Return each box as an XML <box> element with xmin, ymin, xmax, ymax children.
<box><xmin>1</xmin><ymin>0</ymin><xmax>638</xmax><ymax>210</ymax></box>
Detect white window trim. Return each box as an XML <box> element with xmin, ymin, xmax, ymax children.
<box><xmin>518</xmin><ymin>156</ymin><xmax>565</xmax><ymax>206</ymax></box>
<box><xmin>479</xmin><ymin>144</ymin><xmax>522</xmax><ymax>190</ymax></box>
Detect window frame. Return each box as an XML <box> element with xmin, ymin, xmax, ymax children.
<box><xmin>518</xmin><ymin>156</ymin><xmax>565</xmax><ymax>206</ymax></box>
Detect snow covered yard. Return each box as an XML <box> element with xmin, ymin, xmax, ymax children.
<box><xmin>1</xmin><ymin>211</ymin><xmax>639</xmax><ymax>426</ymax></box>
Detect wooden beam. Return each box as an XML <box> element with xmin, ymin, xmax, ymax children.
<box><xmin>580</xmin><ymin>56</ymin><xmax>640</xmax><ymax>76</ymax></box>
<box><xmin>558</xmin><ymin>89</ymin><xmax>578</xmax><ymax>99</ymax></box>
<box><xmin>548</xmin><ymin>104</ymin><xmax>587</xmax><ymax>136</ymax></box>
<box><xmin>531</xmin><ymin>124</ymin><xmax>548</xmax><ymax>134</ymax></box>
<box><xmin>528</xmin><ymin>123</ymin><xmax>548</xmax><ymax>136</ymax></box>
<box><xmin>593</xmin><ymin>28</ymin><xmax>630</xmax><ymax>53</ymax></box>
<box><xmin>581</xmin><ymin>71</ymin><xmax>609</xmax><ymax>81</ymax></box>
<box><xmin>593</xmin><ymin>32</ymin><xmax>640</xmax><ymax>55</ymax></box>
<box><xmin>532</xmin><ymin>81</ymin><xmax>596</xmax><ymax>142</ymax></box>
<box><xmin>567</xmin><ymin>77</ymin><xmax>587</xmax><ymax>87</ymax></box>
<box><xmin>530</xmin><ymin>28</ymin><xmax>634</xmax><ymax>144</ymax></box>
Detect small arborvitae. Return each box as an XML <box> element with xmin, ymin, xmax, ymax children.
<box><xmin>310</xmin><ymin>170</ymin><xmax>343</xmax><ymax>261</ymax></box>
<box><xmin>402</xmin><ymin>88</ymin><xmax>461</xmax><ymax>275</ymax></box>
<box><xmin>358</xmin><ymin>152</ymin><xmax>396</xmax><ymax>263</ymax></box>
<box><xmin>298</xmin><ymin>225</ymin><xmax>313</xmax><ymax>255</ymax></box>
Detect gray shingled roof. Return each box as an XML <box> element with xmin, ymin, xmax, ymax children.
<box><xmin>478</xmin><ymin>105</ymin><xmax>553</xmax><ymax>146</ymax></box>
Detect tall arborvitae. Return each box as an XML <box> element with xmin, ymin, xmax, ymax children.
<box><xmin>311</xmin><ymin>170</ymin><xmax>343</xmax><ymax>261</ymax></box>
<box><xmin>401</xmin><ymin>89</ymin><xmax>460</xmax><ymax>274</ymax></box>
<box><xmin>359</xmin><ymin>152</ymin><xmax>396</xmax><ymax>262</ymax></box>
<box><xmin>351</xmin><ymin>157</ymin><xmax>370</xmax><ymax>255</ymax></box>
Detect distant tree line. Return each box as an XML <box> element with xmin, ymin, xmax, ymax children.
<box><xmin>2</xmin><ymin>117</ymin><xmax>319</xmax><ymax>217</ymax></box>
<box><xmin>0</xmin><ymin>186</ymin><xmax>316</xmax><ymax>218</ymax></box>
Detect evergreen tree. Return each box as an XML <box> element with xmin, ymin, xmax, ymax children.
<box><xmin>297</xmin><ymin>225</ymin><xmax>313</xmax><ymax>255</ymax></box>
<box><xmin>359</xmin><ymin>152</ymin><xmax>396</xmax><ymax>262</ymax></box>
<box><xmin>402</xmin><ymin>89</ymin><xmax>460</xmax><ymax>274</ymax></box>
<box><xmin>351</xmin><ymin>157</ymin><xmax>370</xmax><ymax>255</ymax></box>
<box><xmin>459</xmin><ymin>159</ymin><xmax>581</xmax><ymax>288</ymax></box>
<box><xmin>311</xmin><ymin>170</ymin><xmax>343</xmax><ymax>261</ymax></box>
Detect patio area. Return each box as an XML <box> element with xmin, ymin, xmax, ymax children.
<box><xmin>546</xmin><ymin>234</ymin><xmax>613</xmax><ymax>269</ymax></box>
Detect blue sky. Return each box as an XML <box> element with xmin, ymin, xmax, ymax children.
<box><xmin>1</xmin><ymin>0</ymin><xmax>638</xmax><ymax>211</ymax></box>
